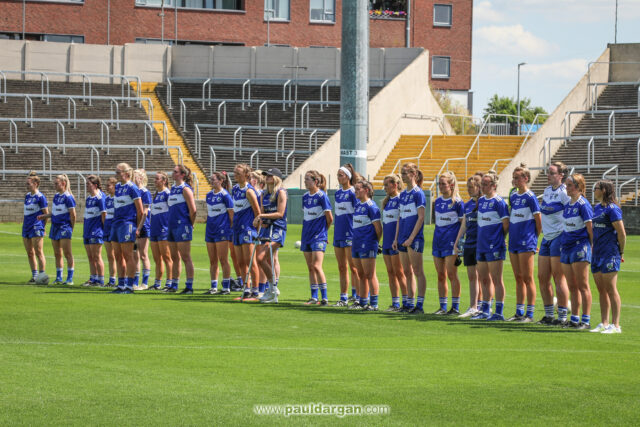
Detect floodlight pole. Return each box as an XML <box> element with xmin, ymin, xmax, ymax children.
<box><xmin>22</xmin><ymin>0</ymin><xmax>25</xmax><ymax>41</ymax></box>
<box><xmin>517</xmin><ymin>62</ymin><xmax>526</xmax><ymax>135</ymax></box>
<box><xmin>266</xmin><ymin>9</ymin><xmax>274</xmax><ymax>46</ymax></box>
<box><xmin>340</xmin><ymin>0</ymin><xmax>369</xmax><ymax>177</ymax></box>
<box><xmin>283</xmin><ymin>65</ymin><xmax>308</xmax><ymax>154</ymax></box>
<box><xmin>614</xmin><ymin>0</ymin><xmax>618</xmax><ymax>44</ymax></box>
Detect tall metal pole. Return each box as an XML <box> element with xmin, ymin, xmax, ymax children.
<box><xmin>405</xmin><ymin>0</ymin><xmax>411</xmax><ymax>48</ymax></box>
<box><xmin>517</xmin><ymin>62</ymin><xmax>526</xmax><ymax>135</ymax></box>
<box><xmin>340</xmin><ymin>0</ymin><xmax>369</xmax><ymax>177</ymax></box>
<box><xmin>22</xmin><ymin>0</ymin><xmax>25</xmax><ymax>41</ymax></box>
<box><xmin>107</xmin><ymin>0</ymin><xmax>110</xmax><ymax>45</ymax></box>
<box><xmin>160</xmin><ymin>0</ymin><xmax>165</xmax><ymax>44</ymax></box>
<box><xmin>266</xmin><ymin>9</ymin><xmax>274</xmax><ymax>46</ymax></box>
<box><xmin>174</xmin><ymin>0</ymin><xmax>178</xmax><ymax>44</ymax></box>
<box><xmin>614</xmin><ymin>0</ymin><xmax>618</xmax><ymax>43</ymax></box>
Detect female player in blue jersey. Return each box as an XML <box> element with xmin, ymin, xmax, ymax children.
<box><xmin>301</xmin><ymin>170</ymin><xmax>333</xmax><ymax>305</ymax></box>
<box><xmin>103</xmin><ymin>177</ymin><xmax>117</xmax><ymax>287</ymax></box>
<box><xmin>250</xmin><ymin>170</ymin><xmax>270</xmax><ymax>295</ymax></box>
<box><xmin>537</xmin><ymin>161</ymin><xmax>571</xmax><ymax>325</ymax></box>
<box><xmin>507</xmin><ymin>164</ymin><xmax>541</xmax><ymax>322</ymax></box>
<box><xmin>561</xmin><ymin>173</ymin><xmax>594</xmax><ymax>329</ymax></box>
<box><xmin>393</xmin><ymin>162</ymin><xmax>426</xmax><ymax>314</ymax></box>
<box><xmin>167</xmin><ymin>164</ymin><xmax>197</xmax><ymax>294</ymax></box>
<box><xmin>111</xmin><ymin>163</ymin><xmax>143</xmax><ymax>293</ymax></box>
<box><xmin>333</xmin><ymin>164</ymin><xmax>360</xmax><ymax>306</ymax></box>
<box><xmin>454</xmin><ymin>174</ymin><xmax>482</xmax><ymax>317</ymax></box>
<box><xmin>432</xmin><ymin>172</ymin><xmax>464</xmax><ymax>315</ymax></box>
<box><xmin>351</xmin><ymin>179</ymin><xmax>382</xmax><ymax>311</ymax></box>
<box><xmin>254</xmin><ymin>168</ymin><xmax>288</xmax><ymax>303</ymax></box>
<box><xmin>132</xmin><ymin>169</ymin><xmax>152</xmax><ymax>290</ymax></box>
<box><xmin>204</xmin><ymin>171</ymin><xmax>234</xmax><ymax>295</ymax></box>
<box><xmin>23</xmin><ymin>171</ymin><xmax>48</xmax><ymax>284</ymax></box>
<box><xmin>472</xmin><ymin>170</ymin><xmax>509</xmax><ymax>321</ymax></box>
<box><xmin>38</xmin><ymin>174</ymin><xmax>76</xmax><ymax>286</ymax></box>
<box><xmin>149</xmin><ymin>172</ymin><xmax>172</xmax><ymax>291</ymax></box>
<box><xmin>381</xmin><ymin>174</ymin><xmax>406</xmax><ymax>312</ymax></box>
<box><xmin>232</xmin><ymin>163</ymin><xmax>261</xmax><ymax>299</ymax></box>
<box><xmin>82</xmin><ymin>175</ymin><xmax>106</xmax><ymax>287</ymax></box>
<box><xmin>590</xmin><ymin>180</ymin><xmax>626</xmax><ymax>334</ymax></box>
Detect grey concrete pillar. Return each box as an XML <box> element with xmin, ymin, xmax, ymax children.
<box><xmin>340</xmin><ymin>0</ymin><xmax>369</xmax><ymax>178</ymax></box>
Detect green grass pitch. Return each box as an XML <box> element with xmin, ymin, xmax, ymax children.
<box><xmin>0</xmin><ymin>222</ymin><xmax>639</xmax><ymax>425</ymax></box>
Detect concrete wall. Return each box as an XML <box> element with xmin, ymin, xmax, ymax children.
<box><xmin>0</xmin><ymin>40</ymin><xmax>422</xmax><ymax>83</ymax></box>
<box><xmin>621</xmin><ymin>206</ymin><xmax>640</xmax><ymax>235</ymax></box>
<box><xmin>283</xmin><ymin>49</ymin><xmax>450</xmax><ymax>189</ymax></box>
<box><xmin>609</xmin><ymin>43</ymin><xmax>640</xmax><ymax>82</ymax></box>
<box><xmin>496</xmin><ymin>48</ymin><xmax>611</xmax><ymax>195</ymax></box>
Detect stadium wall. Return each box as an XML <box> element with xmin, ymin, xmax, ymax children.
<box><xmin>496</xmin><ymin>48</ymin><xmax>611</xmax><ymax>196</ymax></box>
<box><xmin>283</xmin><ymin>49</ymin><xmax>450</xmax><ymax>189</ymax></box>
<box><xmin>0</xmin><ymin>40</ymin><xmax>422</xmax><ymax>83</ymax></box>
<box><xmin>608</xmin><ymin>43</ymin><xmax>640</xmax><ymax>82</ymax></box>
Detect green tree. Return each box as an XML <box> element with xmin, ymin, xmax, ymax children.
<box><xmin>483</xmin><ymin>95</ymin><xmax>547</xmax><ymax>124</ymax></box>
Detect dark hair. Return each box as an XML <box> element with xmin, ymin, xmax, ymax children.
<box><xmin>176</xmin><ymin>164</ymin><xmax>193</xmax><ymax>187</ymax></box>
<box><xmin>382</xmin><ymin>174</ymin><xmax>402</xmax><ymax>209</ymax></box>
<box><xmin>213</xmin><ymin>171</ymin><xmax>232</xmax><ymax>191</ymax></box>
<box><xmin>402</xmin><ymin>162</ymin><xmax>423</xmax><ymax>187</ymax></box>
<box><xmin>596</xmin><ymin>180</ymin><xmax>618</xmax><ymax>206</ymax></box>
<box><xmin>87</xmin><ymin>174</ymin><xmax>102</xmax><ymax>190</ymax></box>
<box><xmin>340</xmin><ymin>163</ymin><xmax>360</xmax><ymax>186</ymax></box>
<box><xmin>306</xmin><ymin>170</ymin><xmax>327</xmax><ymax>191</ymax></box>
<box><xmin>550</xmin><ymin>161</ymin><xmax>568</xmax><ymax>181</ymax></box>
<box><xmin>356</xmin><ymin>179</ymin><xmax>374</xmax><ymax>198</ymax></box>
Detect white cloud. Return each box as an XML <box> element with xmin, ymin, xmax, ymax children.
<box><xmin>473</xmin><ymin>1</ymin><xmax>506</xmax><ymax>23</ymax></box>
<box><xmin>522</xmin><ymin>59</ymin><xmax>588</xmax><ymax>81</ymax></box>
<box><xmin>474</xmin><ymin>24</ymin><xmax>556</xmax><ymax>57</ymax></box>
<box><xmin>488</xmin><ymin>0</ymin><xmax>640</xmax><ymax>24</ymax></box>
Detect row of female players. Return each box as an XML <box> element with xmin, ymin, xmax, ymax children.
<box><xmin>22</xmin><ymin>159</ymin><xmax>626</xmax><ymax>332</ymax></box>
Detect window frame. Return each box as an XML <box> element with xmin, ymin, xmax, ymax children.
<box><xmin>309</xmin><ymin>0</ymin><xmax>335</xmax><ymax>24</ymax></box>
<box><xmin>433</xmin><ymin>3</ymin><xmax>452</xmax><ymax>27</ymax></box>
<box><xmin>135</xmin><ymin>0</ymin><xmax>244</xmax><ymax>12</ymax></box>
<box><xmin>264</xmin><ymin>0</ymin><xmax>290</xmax><ymax>22</ymax></box>
<box><xmin>431</xmin><ymin>55</ymin><xmax>451</xmax><ymax>79</ymax></box>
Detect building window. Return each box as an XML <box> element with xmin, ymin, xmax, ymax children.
<box><xmin>43</xmin><ymin>34</ymin><xmax>84</xmax><ymax>43</ymax></box>
<box><xmin>433</xmin><ymin>4</ymin><xmax>452</xmax><ymax>26</ymax></box>
<box><xmin>432</xmin><ymin>56</ymin><xmax>450</xmax><ymax>78</ymax></box>
<box><xmin>310</xmin><ymin>0</ymin><xmax>335</xmax><ymax>23</ymax></box>
<box><xmin>264</xmin><ymin>0</ymin><xmax>290</xmax><ymax>21</ymax></box>
<box><xmin>26</xmin><ymin>0</ymin><xmax>84</xmax><ymax>3</ymax></box>
<box><xmin>135</xmin><ymin>0</ymin><xmax>243</xmax><ymax>10</ymax></box>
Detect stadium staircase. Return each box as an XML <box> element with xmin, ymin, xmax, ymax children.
<box><xmin>158</xmin><ymin>82</ymin><xmax>381</xmax><ymax>177</ymax></box>
<box><xmin>373</xmin><ymin>135</ymin><xmax>525</xmax><ymax>199</ymax></box>
<box><xmin>132</xmin><ymin>82</ymin><xmax>211</xmax><ymax>199</ymax></box>
<box><xmin>0</xmin><ymin>80</ymin><xmax>175</xmax><ymax>199</ymax></box>
<box><xmin>530</xmin><ymin>84</ymin><xmax>640</xmax><ymax>203</ymax></box>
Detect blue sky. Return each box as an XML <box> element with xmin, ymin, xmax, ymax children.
<box><xmin>471</xmin><ymin>0</ymin><xmax>640</xmax><ymax>117</ymax></box>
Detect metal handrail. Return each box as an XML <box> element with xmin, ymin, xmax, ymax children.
<box><xmin>586</xmin><ymin>61</ymin><xmax>640</xmax><ymax>107</ymax></box>
<box><xmin>195</xmin><ymin>123</ymin><xmax>336</xmax><ymax>134</ymax></box>
<box><xmin>587</xmin><ymin>136</ymin><xmax>595</xmax><ymax>173</ymax></box>
<box><xmin>250</xmin><ymin>150</ymin><xmax>260</xmax><ymax>169</ymax></box>
<box><xmin>0</xmin><ymin>145</ymin><xmax>3</xmax><ymax>179</ymax></box>
<box><xmin>209</xmin><ymin>146</ymin><xmax>217</xmax><ymax>174</ymax></box>
<box><xmin>8</xmin><ymin>120</ymin><xmax>18</xmax><ymax>150</ymax></box>
<box><xmin>308</xmin><ymin>129</ymin><xmax>318</xmax><ymax>152</ymax></box>
<box><xmin>300</xmin><ymin>102</ymin><xmax>309</xmax><ymax>133</ymax></box>
<box><xmin>234</xmin><ymin>127</ymin><xmax>243</xmax><ymax>158</ymax></box>
<box><xmin>195</xmin><ymin>125</ymin><xmax>202</xmax><ymax>157</ymax></box>
<box><xmin>489</xmin><ymin>158</ymin><xmax>512</xmax><ymax>172</ymax></box>
<box><xmin>319</xmin><ymin>79</ymin><xmax>332</xmax><ymax>111</ymax></box>
<box><xmin>283</xmin><ymin>79</ymin><xmax>292</xmax><ymax>109</ymax></box>
<box><xmin>180</xmin><ymin>98</ymin><xmax>187</xmax><ymax>128</ymax></box>
<box><xmin>110</xmin><ymin>98</ymin><xmax>120</xmax><ymax>129</ymax></box>
<box><xmin>519</xmin><ymin>113</ymin><xmax>549</xmax><ymax>150</ymax></box>
<box><xmin>618</xmin><ymin>177</ymin><xmax>639</xmax><ymax>206</ymax></box>
<box><xmin>286</xmin><ymin>150</ymin><xmax>295</xmax><ymax>176</ymax></box>
<box><xmin>143</xmin><ymin>122</ymin><xmax>155</xmax><ymax>154</ymax></box>
<box><xmin>56</xmin><ymin>120</ymin><xmax>66</xmax><ymax>153</ymax></box>
<box><xmin>202</xmin><ymin>78</ymin><xmax>211</xmax><ymax>110</ymax></box>
<box><xmin>67</xmin><ymin>97</ymin><xmax>77</xmax><ymax>128</ymax></box>
<box><xmin>637</xmin><ymin>137</ymin><xmax>640</xmax><ymax>172</ymax></box>
<box><xmin>82</xmin><ymin>73</ymin><xmax>92</xmax><ymax>105</ymax></box>
<box><xmin>391</xmin><ymin>135</ymin><xmax>434</xmax><ymax>174</ymax></box>
<box><xmin>24</xmin><ymin>95</ymin><xmax>33</xmax><ymax>127</ymax></box>
<box><xmin>135</xmin><ymin>147</ymin><xmax>146</xmax><ymax>170</ymax></box>
<box><xmin>259</xmin><ymin>101</ymin><xmax>268</xmax><ymax>133</ymax></box>
<box><xmin>587</xmin><ymin>81</ymin><xmax>640</xmax><ymax>113</ymax></box>
<box><xmin>90</xmin><ymin>146</ymin><xmax>100</xmax><ymax>173</ymax></box>
<box><xmin>608</xmin><ymin>111</ymin><xmax>615</xmax><ymax>146</ymax></box>
<box><xmin>602</xmin><ymin>165</ymin><xmax>619</xmax><ymax>194</ymax></box>
<box><xmin>562</xmin><ymin>108</ymin><xmax>640</xmax><ymax>140</ymax></box>
<box><xmin>275</xmin><ymin>128</ymin><xmax>285</xmax><ymax>161</ymax></box>
<box><xmin>241</xmin><ymin>79</ymin><xmax>251</xmax><ymax>110</ymax></box>
<box><xmin>100</xmin><ymin>121</ymin><xmax>110</xmax><ymax>153</ymax></box>
<box><xmin>217</xmin><ymin>101</ymin><xmax>227</xmax><ymax>132</ymax></box>
<box><xmin>0</xmin><ymin>71</ymin><xmax>6</xmax><ymax>102</ymax></box>
<box><xmin>166</xmin><ymin>79</ymin><xmax>173</xmax><ymax>109</ymax></box>
<box><xmin>180</xmin><ymin>96</ymin><xmax>339</xmax><ymax>107</ymax></box>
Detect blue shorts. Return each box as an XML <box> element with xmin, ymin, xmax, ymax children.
<box><xmin>168</xmin><ymin>224</ymin><xmax>193</xmax><ymax>242</ymax></box>
<box><xmin>382</xmin><ymin>247</ymin><xmax>399</xmax><ymax>256</ymax></box>
<box><xmin>22</xmin><ymin>226</ymin><xmax>45</xmax><ymax>239</ymax></box>
<box><xmin>111</xmin><ymin>221</ymin><xmax>136</xmax><ymax>243</ymax></box>
<box><xmin>205</xmin><ymin>224</ymin><xmax>232</xmax><ymax>243</ymax></box>
<box><xmin>258</xmin><ymin>227</ymin><xmax>286</xmax><ymax>246</ymax></box>
<box><xmin>49</xmin><ymin>223</ymin><xmax>73</xmax><ymax>241</ymax></box>
<box><xmin>103</xmin><ymin>220</ymin><xmax>114</xmax><ymax>242</ymax></box>
<box><xmin>539</xmin><ymin>236</ymin><xmax>562</xmax><ymax>257</ymax></box>
<box><xmin>84</xmin><ymin>237</ymin><xmax>104</xmax><ymax>245</ymax></box>
<box><xmin>150</xmin><ymin>227</ymin><xmax>169</xmax><ymax>242</ymax></box>
<box><xmin>300</xmin><ymin>240</ymin><xmax>327</xmax><ymax>253</ymax></box>
<box><xmin>333</xmin><ymin>239</ymin><xmax>353</xmax><ymax>248</ymax></box>
<box><xmin>463</xmin><ymin>246</ymin><xmax>477</xmax><ymax>266</ymax></box>
<box><xmin>233</xmin><ymin>227</ymin><xmax>257</xmax><ymax>246</ymax></box>
<box><xmin>561</xmin><ymin>241</ymin><xmax>591</xmax><ymax>264</ymax></box>
<box><xmin>591</xmin><ymin>253</ymin><xmax>621</xmax><ymax>274</ymax></box>
<box><xmin>432</xmin><ymin>248</ymin><xmax>455</xmax><ymax>258</ymax></box>
<box><xmin>397</xmin><ymin>238</ymin><xmax>424</xmax><ymax>254</ymax></box>
<box><xmin>352</xmin><ymin>248</ymin><xmax>377</xmax><ymax>259</ymax></box>
<box><xmin>138</xmin><ymin>224</ymin><xmax>150</xmax><ymax>239</ymax></box>
<box><xmin>477</xmin><ymin>248</ymin><xmax>506</xmax><ymax>262</ymax></box>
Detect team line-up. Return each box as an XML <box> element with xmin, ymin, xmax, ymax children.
<box><xmin>21</xmin><ymin>160</ymin><xmax>626</xmax><ymax>333</ymax></box>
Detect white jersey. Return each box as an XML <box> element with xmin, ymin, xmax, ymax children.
<box><xmin>540</xmin><ymin>184</ymin><xmax>571</xmax><ymax>240</ymax></box>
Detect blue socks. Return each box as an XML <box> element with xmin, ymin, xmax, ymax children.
<box><xmin>452</xmin><ymin>297</ymin><xmax>460</xmax><ymax>311</ymax></box>
<box><xmin>402</xmin><ymin>294</ymin><xmax>408</xmax><ymax>308</ymax></box>
<box><xmin>185</xmin><ymin>278</ymin><xmax>193</xmax><ymax>290</ymax></box>
<box><xmin>320</xmin><ymin>283</ymin><xmax>327</xmax><ymax>301</ymax></box>
<box><xmin>439</xmin><ymin>297</ymin><xmax>447</xmax><ymax>311</ymax></box>
<box><xmin>133</xmin><ymin>272</ymin><xmax>140</xmax><ymax>287</ymax></box>
<box><xmin>392</xmin><ymin>297</ymin><xmax>400</xmax><ymax>308</ymax></box>
<box><xmin>142</xmin><ymin>269</ymin><xmax>150</xmax><ymax>286</ymax></box>
<box><xmin>526</xmin><ymin>305</ymin><xmax>535</xmax><ymax>319</ymax></box>
<box><xmin>558</xmin><ymin>307</ymin><xmax>568</xmax><ymax>322</ymax></box>
<box><xmin>516</xmin><ymin>304</ymin><xmax>525</xmax><ymax>317</ymax></box>
<box><xmin>351</xmin><ymin>288</ymin><xmax>357</xmax><ymax>299</ymax></box>
<box><xmin>310</xmin><ymin>284</ymin><xmax>319</xmax><ymax>300</ymax></box>
<box><xmin>581</xmin><ymin>314</ymin><xmax>590</xmax><ymax>325</ymax></box>
<box><xmin>495</xmin><ymin>301</ymin><xmax>504</xmax><ymax>316</ymax></box>
<box><xmin>416</xmin><ymin>296</ymin><xmax>425</xmax><ymax>310</ymax></box>
<box><xmin>340</xmin><ymin>293</ymin><xmax>348</xmax><ymax>302</ymax></box>
<box><xmin>222</xmin><ymin>278</ymin><xmax>230</xmax><ymax>290</ymax></box>
<box><xmin>66</xmin><ymin>268</ymin><xmax>74</xmax><ymax>282</ymax></box>
<box><xmin>544</xmin><ymin>304</ymin><xmax>555</xmax><ymax>318</ymax></box>
<box><xmin>31</xmin><ymin>270</ymin><xmax>37</xmax><ymax>279</ymax></box>
<box><xmin>211</xmin><ymin>280</ymin><xmax>218</xmax><ymax>290</ymax></box>
<box><xmin>370</xmin><ymin>294</ymin><xmax>378</xmax><ymax>308</ymax></box>
<box><xmin>56</xmin><ymin>268</ymin><xmax>63</xmax><ymax>281</ymax></box>
<box><xmin>258</xmin><ymin>282</ymin><xmax>266</xmax><ymax>293</ymax></box>
<box><xmin>571</xmin><ymin>314</ymin><xmax>580</xmax><ymax>324</ymax></box>
<box><xmin>481</xmin><ymin>300</ymin><xmax>490</xmax><ymax>314</ymax></box>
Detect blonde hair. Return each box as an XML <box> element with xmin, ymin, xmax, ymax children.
<box><xmin>266</xmin><ymin>175</ymin><xmax>284</xmax><ymax>195</ymax></box>
<box><xmin>566</xmin><ymin>173</ymin><xmax>586</xmax><ymax>195</ymax></box>
<box><xmin>483</xmin><ymin>169</ymin><xmax>499</xmax><ymax>187</ymax></box>
<box><xmin>117</xmin><ymin>162</ymin><xmax>133</xmax><ymax>180</ymax></box>
<box><xmin>133</xmin><ymin>169</ymin><xmax>148</xmax><ymax>188</ymax></box>
<box><xmin>27</xmin><ymin>171</ymin><xmax>40</xmax><ymax>188</ymax></box>
<box><xmin>382</xmin><ymin>173</ymin><xmax>403</xmax><ymax>209</ymax></box>
<box><xmin>56</xmin><ymin>174</ymin><xmax>72</xmax><ymax>196</ymax></box>
<box><xmin>550</xmin><ymin>161</ymin><xmax>568</xmax><ymax>180</ymax></box>
<box><xmin>306</xmin><ymin>170</ymin><xmax>327</xmax><ymax>191</ymax></box>
<box><xmin>234</xmin><ymin>163</ymin><xmax>252</xmax><ymax>182</ymax></box>
<box><xmin>250</xmin><ymin>170</ymin><xmax>265</xmax><ymax>188</ymax></box>
<box><xmin>439</xmin><ymin>171</ymin><xmax>460</xmax><ymax>200</ymax></box>
<box><xmin>513</xmin><ymin>162</ymin><xmax>531</xmax><ymax>183</ymax></box>
<box><xmin>467</xmin><ymin>174</ymin><xmax>481</xmax><ymax>199</ymax></box>
<box><xmin>402</xmin><ymin>162</ymin><xmax>424</xmax><ymax>187</ymax></box>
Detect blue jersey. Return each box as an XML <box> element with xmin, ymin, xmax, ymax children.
<box><xmin>301</xmin><ymin>190</ymin><xmax>332</xmax><ymax>244</ymax></box>
<box><xmin>509</xmin><ymin>190</ymin><xmax>540</xmax><ymax>251</ymax></box>
<box><xmin>104</xmin><ymin>195</ymin><xmax>115</xmax><ymax>223</ymax></box>
<box><xmin>262</xmin><ymin>189</ymin><xmax>287</xmax><ymax>230</ymax></box>
<box><xmin>51</xmin><ymin>191</ymin><xmax>76</xmax><ymax>226</ymax></box>
<box><xmin>150</xmin><ymin>188</ymin><xmax>170</xmax><ymax>236</ymax></box>
<box><xmin>353</xmin><ymin>199</ymin><xmax>381</xmax><ymax>251</ymax></box>
<box><xmin>140</xmin><ymin>187</ymin><xmax>152</xmax><ymax>229</ymax></box>
<box><xmin>382</xmin><ymin>196</ymin><xmax>400</xmax><ymax>250</ymax></box>
<box><xmin>168</xmin><ymin>183</ymin><xmax>193</xmax><ymax>227</ymax></box>
<box><xmin>83</xmin><ymin>191</ymin><xmax>106</xmax><ymax>239</ymax></box>
<box><xmin>477</xmin><ymin>195</ymin><xmax>509</xmax><ymax>254</ymax></box>
<box><xmin>592</xmin><ymin>203</ymin><xmax>623</xmax><ymax>256</ymax></box>
<box><xmin>333</xmin><ymin>187</ymin><xmax>357</xmax><ymax>241</ymax></box>
<box><xmin>540</xmin><ymin>184</ymin><xmax>571</xmax><ymax>240</ymax></box>
<box><xmin>232</xmin><ymin>183</ymin><xmax>258</xmax><ymax>232</ymax></box>
<box><xmin>114</xmin><ymin>181</ymin><xmax>141</xmax><ymax>224</ymax></box>
<box><xmin>433</xmin><ymin>196</ymin><xmax>464</xmax><ymax>252</ymax></box>
<box><xmin>23</xmin><ymin>191</ymin><xmax>47</xmax><ymax>234</ymax></box>
<box><xmin>463</xmin><ymin>198</ymin><xmax>478</xmax><ymax>248</ymax></box>
<box><xmin>561</xmin><ymin>196</ymin><xmax>593</xmax><ymax>246</ymax></box>
<box><xmin>206</xmin><ymin>188</ymin><xmax>233</xmax><ymax>230</ymax></box>
<box><xmin>398</xmin><ymin>186</ymin><xmax>426</xmax><ymax>244</ymax></box>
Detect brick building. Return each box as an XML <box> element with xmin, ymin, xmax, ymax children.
<box><xmin>0</xmin><ymin>0</ymin><xmax>472</xmax><ymax>107</ymax></box>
